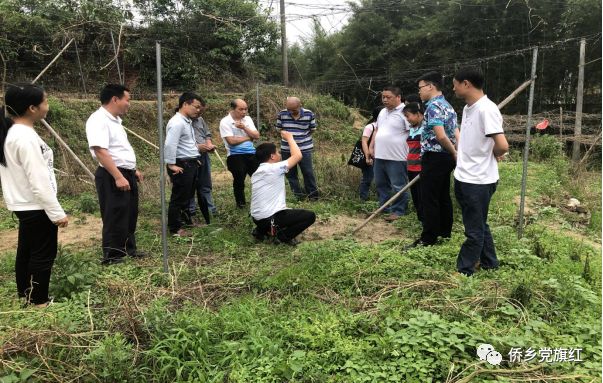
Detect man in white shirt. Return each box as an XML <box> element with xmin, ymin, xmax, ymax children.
<box><xmin>250</xmin><ymin>131</ymin><xmax>316</xmax><ymax>246</ymax></box>
<box><xmin>164</xmin><ymin>92</ymin><xmax>205</xmax><ymax>237</ymax></box>
<box><xmin>452</xmin><ymin>67</ymin><xmax>509</xmax><ymax>276</ymax></box>
<box><xmin>86</xmin><ymin>84</ymin><xmax>144</xmax><ymax>265</ymax></box>
<box><xmin>220</xmin><ymin>99</ymin><xmax>260</xmax><ymax>208</ymax></box>
<box><xmin>368</xmin><ymin>86</ymin><xmax>410</xmax><ymax>221</ymax></box>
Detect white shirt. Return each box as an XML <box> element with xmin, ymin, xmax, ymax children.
<box><xmin>219</xmin><ymin>114</ymin><xmax>257</xmax><ymax>156</ymax></box>
<box><xmin>0</xmin><ymin>124</ymin><xmax>66</xmax><ymax>222</ymax></box>
<box><xmin>454</xmin><ymin>95</ymin><xmax>504</xmax><ymax>184</ymax></box>
<box><xmin>250</xmin><ymin>161</ymin><xmax>289</xmax><ymax>220</ymax></box>
<box><xmin>86</xmin><ymin>107</ymin><xmax>136</xmax><ymax>169</ymax></box>
<box><xmin>374</xmin><ymin>103</ymin><xmax>410</xmax><ymax>161</ymax></box>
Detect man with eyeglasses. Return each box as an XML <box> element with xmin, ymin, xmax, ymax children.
<box><xmin>164</xmin><ymin>92</ymin><xmax>205</xmax><ymax>237</ymax></box>
<box><xmin>407</xmin><ymin>72</ymin><xmax>459</xmax><ymax>248</ymax></box>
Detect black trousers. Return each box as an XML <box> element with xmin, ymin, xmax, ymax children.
<box><xmin>226</xmin><ymin>154</ymin><xmax>258</xmax><ymax>207</ymax></box>
<box><xmin>253</xmin><ymin>209</ymin><xmax>316</xmax><ymax>242</ymax></box>
<box><xmin>15</xmin><ymin>210</ymin><xmax>58</xmax><ymax>304</ymax></box>
<box><xmin>95</xmin><ymin>166</ymin><xmax>139</xmax><ymax>261</ymax></box>
<box><xmin>408</xmin><ymin>170</ymin><xmax>422</xmax><ymax>223</ymax></box>
<box><xmin>167</xmin><ymin>158</ymin><xmax>200</xmax><ymax>233</ymax></box>
<box><xmin>419</xmin><ymin>152</ymin><xmax>455</xmax><ymax>245</ymax></box>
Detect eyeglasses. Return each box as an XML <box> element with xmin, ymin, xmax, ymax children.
<box><xmin>418</xmin><ymin>83</ymin><xmax>432</xmax><ymax>91</ymax></box>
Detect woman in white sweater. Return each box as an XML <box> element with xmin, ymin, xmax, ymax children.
<box><xmin>0</xmin><ymin>84</ymin><xmax>68</xmax><ymax>307</ymax></box>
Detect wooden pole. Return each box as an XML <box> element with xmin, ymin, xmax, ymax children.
<box><xmin>110</xmin><ymin>30</ymin><xmax>124</xmax><ymax>85</ymax></box>
<box><xmin>213</xmin><ymin>149</ymin><xmax>226</xmax><ymax>169</ymax></box>
<box><xmin>125</xmin><ymin>126</ymin><xmax>159</xmax><ymax>149</ymax></box>
<box><xmin>256</xmin><ymin>83</ymin><xmax>261</xmax><ymax>129</ymax></box>
<box><xmin>352</xmin><ymin>176</ymin><xmax>420</xmax><ymax>235</ymax></box>
<box><xmin>496</xmin><ymin>79</ymin><xmax>532</xmax><ymax>110</ymax></box>
<box><xmin>559</xmin><ymin>107</ymin><xmax>563</xmax><ymax>140</ymax></box>
<box><xmin>41</xmin><ymin>119</ymin><xmax>94</xmax><ymax>180</ymax></box>
<box><xmin>32</xmin><ymin>38</ymin><xmax>74</xmax><ymax>84</ymax></box>
<box><xmin>74</xmin><ymin>40</ymin><xmax>87</xmax><ymax>96</ymax></box>
<box><xmin>572</xmin><ymin>38</ymin><xmax>586</xmax><ymax>163</ymax></box>
<box><xmin>30</xmin><ymin>38</ymin><xmax>95</xmax><ymax>181</ymax></box>
<box><xmin>579</xmin><ymin>125</ymin><xmax>602</xmax><ymax>167</ymax></box>
<box><xmin>122</xmin><ymin>125</ymin><xmax>226</xmax><ymax>172</ymax></box>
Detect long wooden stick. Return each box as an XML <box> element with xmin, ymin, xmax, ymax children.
<box><xmin>579</xmin><ymin>125</ymin><xmax>602</xmax><ymax>166</ymax></box>
<box><xmin>125</xmin><ymin>126</ymin><xmax>159</xmax><ymax>149</ymax></box>
<box><xmin>41</xmin><ymin>119</ymin><xmax>94</xmax><ymax>180</ymax></box>
<box><xmin>497</xmin><ymin>79</ymin><xmax>532</xmax><ymax>110</ymax></box>
<box><xmin>29</xmin><ymin>38</ymin><xmax>95</xmax><ymax>181</ymax></box>
<box><xmin>213</xmin><ymin>149</ymin><xmax>226</xmax><ymax>168</ymax></box>
<box><xmin>32</xmin><ymin>38</ymin><xmax>74</xmax><ymax>84</ymax></box>
<box><xmin>352</xmin><ymin>175</ymin><xmax>420</xmax><ymax>235</ymax></box>
<box><xmin>123</xmin><ymin>126</ymin><xmax>227</xmax><ymax>171</ymax></box>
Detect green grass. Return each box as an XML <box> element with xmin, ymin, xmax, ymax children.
<box><xmin>1</xmin><ymin>156</ymin><xmax>600</xmax><ymax>382</ymax></box>
<box><xmin>0</xmin><ymin>91</ymin><xmax>601</xmax><ymax>382</ymax></box>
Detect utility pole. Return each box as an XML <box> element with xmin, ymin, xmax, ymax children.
<box><xmin>572</xmin><ymin>38</ymin><xmax>586</xmax><ymax>163</ymax></box>
<box><xmin>280</xmin><ymin>0</ymin><xmax>288</xmax><ymax>87</ymax></box>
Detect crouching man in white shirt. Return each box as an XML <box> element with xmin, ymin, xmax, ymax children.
<box><xmin>452</xmin><ymin>67</ymin><xmax>509</xmax><ymax>276</ymax></box>
<box><xmin>250</xmin><ymin>131</ymin><xmax>316</xmax><ymax>246</ymax></box>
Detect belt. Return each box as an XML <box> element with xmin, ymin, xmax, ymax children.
<box><xmin>176</xmin><ymin>157</ymin><xmax>200</xmax><ymax>163</ymax></box>
<box><xmin>117</xmin><ymin>167</ymin><xmax>136</xmax><ymax>174</ymax></box>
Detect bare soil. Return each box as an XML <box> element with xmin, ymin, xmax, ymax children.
<box><xmin>0</xmin><ymin>214</ymin><xmax>103</xmax><ymax>254</ymax></box>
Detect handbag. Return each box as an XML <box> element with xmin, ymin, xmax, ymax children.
<box><xmin>347</xmin><ymin>124</ymin><xmax>375</xmax><ymax>169</ymax></box>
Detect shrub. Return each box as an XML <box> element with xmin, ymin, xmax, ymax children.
<box><xmin>50</xmin><ymin>247</ymin><xmax>99</xmax><ymax>299</ymax></box>
<box><xmin>530</xmin><ymin>134</ymin><xmax>563</xmax><ymax>162</ymax></box>
<box><xmin>78</xmin><ymin>193</ymin><xmax>98</xmax><ymax>213</ymax></box>
<box><xmin>85</xmin><ymin>333</ymin><xmax>135</xmax><ymax>382</ymax></box>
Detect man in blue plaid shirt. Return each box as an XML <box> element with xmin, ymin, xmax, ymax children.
<box><xmin>276</xmin><ymin>97</ymin><xmax>319</xmax><ymax>200</ymax></box>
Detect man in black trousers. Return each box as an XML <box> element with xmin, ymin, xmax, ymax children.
<box><xmin>407</xmin><ymin>72</ymin><xmax>459</xmax><ymax>249</ymax></box>
<box><xmin>86</xmin><ymin>84</ymin><xmax>145</xmax><ymax>264</ymax></box>
<box><xmin>164</xmin><ymin>92</ymin><xmax>206</xmax><ymax>237</ymax></box>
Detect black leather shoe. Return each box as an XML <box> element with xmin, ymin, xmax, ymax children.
<box><xmin>282</xmin><ymin>238</ymin><xmax>300</xmax><ymax>246</ymax></box>
<box><xmin>404</xmin><ymin>238</ymin><xmax>427</xmax><ymax>251</ymax></box>
<box><xmin>251</xmin><ymin>227</ymin><xmax>266</xmax><ymax>241</ymax></box>
<box><xmin>101</xmin><ymin>257</ymin><xmax>125</xmax><ymax>265</ymax></box>
<box><xmin>129</xmin><ymin>250</ymin><xmax>148</xmax><ymax>258</ymax></box>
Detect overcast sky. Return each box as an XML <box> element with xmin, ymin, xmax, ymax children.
<box><xmin>260</xmin><ymin>0</ymin><xmax>359</xmax><ymax>45</ymax></box>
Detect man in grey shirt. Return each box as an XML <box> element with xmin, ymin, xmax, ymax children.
<box><xmin>164</xmin><ymin>92</ymin><xmax>204</xmax><ymax>237</ymax></box>
<box><xmin>188</xmin><ymin>97</ymin><xmax>217</xmax><ymax>220</ymax></box>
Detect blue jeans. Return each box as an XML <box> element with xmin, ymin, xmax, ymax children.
<box><xmin>455</xmin><ymin>180</ymin><xmax>499</xmax><ymax>276</ymax></box>
<box><xmin>188</xmin><ymin>152</ymin><xmax>217</xmax><ymax>215</ymax></box>
<box><xmin>281</xmin><ymin>150</ymin><xmax>318</xmax><ymax>199</ymax></box>
<box><xmin>373</xmin><ymin>159</ymin><xmax>409</xmax><ymax>216</ymax></box>
<box><xmin>359</xmin><ymin>165</ymin><xmax>374</xmax><ymax>200</ymax></box>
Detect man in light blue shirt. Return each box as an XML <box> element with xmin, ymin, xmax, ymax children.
<box><xmin>164</xmin><ymin>92</ymin><xmax>204</xmax><ymax>237</ymax></box>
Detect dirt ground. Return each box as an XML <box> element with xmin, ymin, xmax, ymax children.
<box><xmin>302</xmin><ymin>214</ymin><xmax>404</xmax><ymax>244</ymax></box>
<box><xmin>0</xmin><ymin>214</ymin><xmax>102</xmax><ymax>254</ymax></box>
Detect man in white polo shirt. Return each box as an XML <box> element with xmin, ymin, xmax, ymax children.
<box><xmin>369</xmin><ymin>86</ymin><xmax>410</xmax><ymax>221</ymax></box>
<box><xmin>453</xmin><ymin>67</ymin><xmax>509</xmax><ymax>276</ymax></box>
<box><xmin>86</xmin><ymin>84</ymin><xmax>144</xmax><ymax>265</ymax></box>
<box><xmin>220</xmin><ymin>99</ymin><xmax>260</xmax><ymax>208</ymax></box>
<box><xmin>250</xmin><ymin>131</ymin><xmax>316</xmax><ymax>246</ymax></box>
